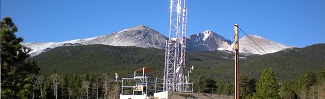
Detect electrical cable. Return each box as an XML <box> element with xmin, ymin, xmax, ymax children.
<box><xmin>238</xmin><ymin>28</ymin><xmax>287</xmax><ymax>67</ymax></box>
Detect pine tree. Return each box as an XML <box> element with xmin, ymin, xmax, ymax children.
<box><xmin>194</xmin><ymin>76</ymin><xmax>217</xmax><ymax>93</ymax></box>
<box><xmin>317</xmin><ymin>67</ymin><xmax>325</xmax><ymax>83</ymax></box>
<box><xmin>316</xmin><ymin>67</ymin><xmax>325</xmax><ymax>98</ymax></box>
<box><xmin>60</xmin><ymin>75</ymin><xmax>69</xmax><ymax>99</ymax></box>
<box><xmin>253</xmin><ymin>68</ymin><xmax>280</xmax><ymax>99</ymax></box>
<box><xmin>1</xmin><ymin>17</ymin><xmax>40</xmax><ymax>98</ymax></box>
<box><xmin>279</xmin><ymin>82</ymin><xmax>296</xmax><ymax>99</ymax></box>
<box><xmin>296</xmin><ymin>71</ymin><xmax>316</xmax><ymax>98</ymax></box>
<box><xmin>239</xmin><ymin>74</ymin><xmax>256</xmax><ymax>99</ymax></box>
<box><xmin>91</xmin><ymin>74</ymin><xmax>100</xmax><ymax>99</ymax></box>
<box><xmin>100</xmin><ymin>73</ymin><xmax>110</xmax><ymax>98</ymax></box>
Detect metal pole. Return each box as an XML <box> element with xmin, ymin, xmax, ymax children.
<box><xmin>234</xmin><ymin>24</ymin><xmax>240</xmax><ymax>99</ymax></box>
<box><xmin>121</xmin><ymin>80</ymin><xmax>124</xmax><ymax>95</ymax></box>
<box><xmin>187</xmin><ymin>70</ymin><xmax>189</xmax><ymax>83</ymax></box>
<box><xmin>115</xmin><ymin>73</ymin><xmax>118</xmax><ymax>82</ymax></box>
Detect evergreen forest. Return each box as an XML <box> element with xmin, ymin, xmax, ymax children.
<box><xmin>2</xmin><ymin>17</ymin><xmax>325</xmax><ymax>98</ymax></box>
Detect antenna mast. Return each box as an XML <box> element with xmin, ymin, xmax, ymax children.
<box><xmin>163</xmin><ymin>0</ymin><xmax>188</xmax><ymax>92</ymax></box>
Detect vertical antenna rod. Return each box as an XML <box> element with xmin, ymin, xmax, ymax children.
<box><xmin>234</xmin><ymin>24</ymin><xmax>240</xmax><ymax>99</ymax></box>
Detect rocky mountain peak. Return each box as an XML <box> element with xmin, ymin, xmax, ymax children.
<box><xmin>135</xmin><ymin>24</ymin><xmax>149</xmax><ymax>29</ymax></box>
<box><xmin>187</xmin><ymin>30</ymin><xmax>232</xmax><ymax>51</ymax></box>
<box><xmin>118</xmin><ymin>24</ymin><xmax>152</xmax><ymax>33</ymax></box>
<box><xmin>202</xmin><ymin>30</ymin><xmax>214</xmax><ymax>40</ymax></box>
<box><xmin>202</xmin><ymin>30</ymin><xmax>214</xmax><ymax>34</ymax></box>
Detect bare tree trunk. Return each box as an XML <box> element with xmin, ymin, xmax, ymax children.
<box><xmin>55</xmin><ymin>84</ymin><xmax>58</xmax><ymax>99</ymax></box>
<box><xmin>43</xmin><ymin>85</ymin><xmax>46</xmax><ymax>98</ymax></box>
<box><xmin>50</xmin><ymin>73</ymin><xmax>60</xmax><ymax>99</ymax></box>
<box><xmin>35</xmin><ymin>75</ymin><xmax>44</xmax><ymax>99</ymax></box>
<box><xmin>101</xmin><ymin>74</ymin><xmax>109</xmax><ymax>99</ymax></box>
<box><xmin>82</xmin><ymin>81</ymin><xmax>90</xmax><ymax>99</ymax></box>
<box><xmin>311</xmin><ymin>86</ymin><xmax>317</xmax><ymax>99</ymax></box>
<box><xmin>67</xmin><ymin>87</ymin><xmax>73</xmax><ymax>99</ymax></box>
<box><xmin>96</xmin><ymin>84</ymin><xmax>99</xmax><ymax>99</ymax></box>
<box><xmin>319</xmin><ymin>82</ymin><xmax>325</xmax><ymax>99</ymax></box>
<box><xmin>91</xmin><ymin>81</ymin><xmax>99</xmax><ymax>99</ymax></box>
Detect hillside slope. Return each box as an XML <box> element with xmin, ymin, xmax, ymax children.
<box><xmin>32</xmin><ymin>45</ymin><xmax>166</xmax><ymax>77</ymax></box>
<box><xmin>31</xmin><ymin>43</ymin><xmax>325</xmax><ymax>82</ymax></box>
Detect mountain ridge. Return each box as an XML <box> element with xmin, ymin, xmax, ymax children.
<box><xmin>23</xmin><ymin>25</ymin><xmax>293</xmax><ymax>56</ymax></box>
<box><xmin>226</xmin><ymin>35</ymin><xmax>294</xmax><ymax>55</ymax></box>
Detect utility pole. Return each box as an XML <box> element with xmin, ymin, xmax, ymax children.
<box><xmin>234</xmin><ymin>24</ymin><xmax>240</xmax><ymax>99</ymax></box>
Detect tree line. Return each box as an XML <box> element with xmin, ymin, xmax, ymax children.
<box><xmin>2</xmin><ymin>17</ymin><xmax>325</xmax><ymax>99</ymax></box>
<box><xmin>193</xmin><ymin>67</ymin><xmax>325</xmax><ymax>99</ymax></box>
<box><xmin>0</xmin><ymin>17</ymin><xmax>121</xmax><ymax>98</ymax></box>
<box><xmin>33</xmin><ymin>71</ymin><xmax>120</xmax><ymax>99</ymax></box>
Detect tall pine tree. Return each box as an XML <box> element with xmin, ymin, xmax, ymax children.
<box><xmin>1</xmin><ymin>17</ymin><xmax>40</xmax><ymax>98</ymax></box>
<box><xmin>253</xmin><ymin>67</ymin><xmax>280</xmax><ymax>99</ymax></box>
<box><xmin>240</xmin><ymin>74</ymin><xmax>256</xmax><ymax>99</ymax></box>
<box><xmin>296</xmin><ymin>71</ymin><xmax>316</xmax><ymax>98</ymax></box>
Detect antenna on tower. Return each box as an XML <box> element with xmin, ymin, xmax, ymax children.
<box><xmin>163</xmin><ymin>0</ymin><xmax>192</xmax><ymax>92</ymax></box>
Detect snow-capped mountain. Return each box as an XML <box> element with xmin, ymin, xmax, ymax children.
<box><xmin>23</xmin><ymin>25</ymin><xmax>293</xmax><ymax>56</ymax></box>
<box><xmin>226</xmin><ymin>35</ymin><xmax>294</xmax><ymax>55</ymax></box>
<box><xmin>24</xmin><ymin>25</ymin><xmax>167</xmax><ymax>56</ymax></box>
<box><xmin>81</xmin><ymin>25</ymin><xmax>167</xmax><ymax>48</ymax></box>
<box><xmin>187</xmin><ymin>30</ymin><xmax>232</xmax><ymax>51</ymax></box>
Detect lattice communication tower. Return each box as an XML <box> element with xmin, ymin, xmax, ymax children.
<box><xmin>163</xmin><ymin>0</ymin><xmax>189</xmax><ymax>92</ymax></box>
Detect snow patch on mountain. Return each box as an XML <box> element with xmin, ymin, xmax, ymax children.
<box><xmin>202</xmin><ymin>30</ymin><xmax>212</xmax><ymax>41</ymax></box>
<box><xmin>226</xmin><ymin>35</ymin><xmax>294</xmax><ymax>55</ymax></box>
<box><xmin>187</xmin><ymin>30</ymin><xmax>232</xmax><ymax>51</ymax></box>
<box><xmin>24</xmin><ymin>42</ymin><xmax>63</xmax><ymax>56</ymax></box>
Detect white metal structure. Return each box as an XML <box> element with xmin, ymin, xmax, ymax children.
<box><xmin>120</xmin><ymin>67</ymin><xmax>162</xmax><ymax>99</ymax></box>
<box><xmin>163</xmin><ymin>0</ymin><xmax>192</xmax><ymax>92</ymax></box>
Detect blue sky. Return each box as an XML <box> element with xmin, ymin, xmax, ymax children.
<box><xmin>1</xmin><ymin>0</ymin><xmax>325</xmax><ymax>48</ymax></box>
